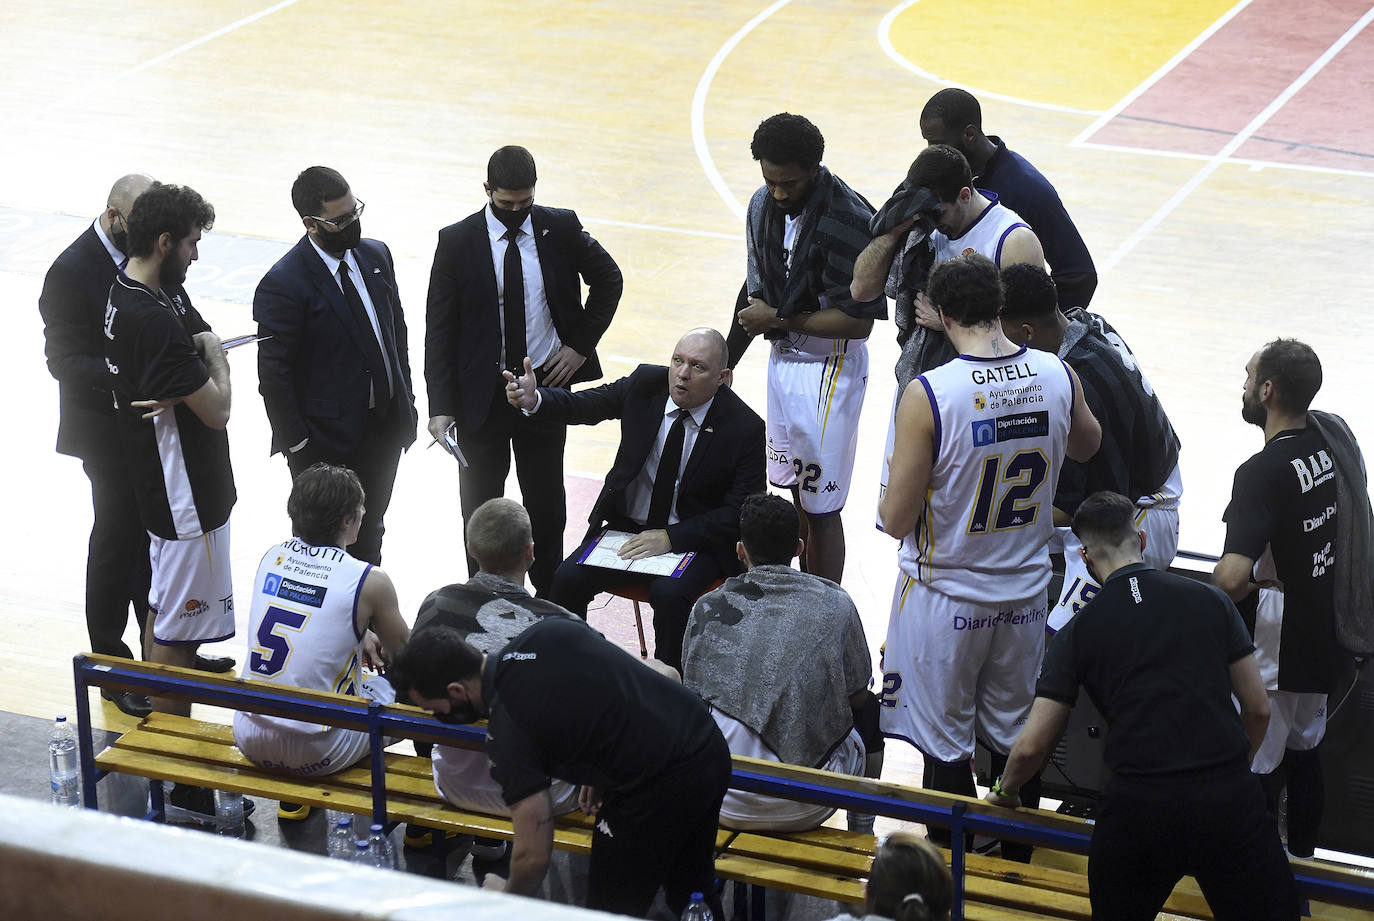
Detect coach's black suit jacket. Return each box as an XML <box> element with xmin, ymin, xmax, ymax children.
<box><xmin>254</xmin><ymin>236</ymin><xmax>418</xmax><ymax>457</ymax></box>
<box><xmin>39</xmin><ymin>225</ymin><xmax>126</xmax><ymax>460</ymax></box>
<box><xmin>424</xmin><ymin>205</ymin><xmax>622</xmax><ymax>432</ymax></box>
<box><xmin>538</xmin><ymin>365</ymin><xmax>766</xmax><ymax>570</ymax></box>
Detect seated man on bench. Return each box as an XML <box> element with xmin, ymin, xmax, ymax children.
<box><xmin>409</xmin><ymin>497</ymin><xmax>580</xmax><ymax>874</ymax></box>
<box><xmin>682</xmin><ymin>493</ymin><xmax>880</xmax><ymax>832</ymax></box>
<box><xmin>233</xmin><ymin>464</ymin><xmax>410</xmax><ymax>819</ymax></box>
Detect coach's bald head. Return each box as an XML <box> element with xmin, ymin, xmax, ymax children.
<box><xmin>668</xmin><ymin>328</ymin><xmax>731</xmax><ymax>410</ymax></box>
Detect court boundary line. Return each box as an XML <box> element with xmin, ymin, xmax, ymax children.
<box><xmin>876</xmin><ymin>0</ymin><xmax>1103</xmax><ymax>117</ymax></box>
<box><xmin>1075</xmin><ymin>140</ymin><xmax>1374</xmax><ymax>181</ymax></box>
<box><xmin>1069</xmin><ymin>0</ymin><xmax>1254</xmax><ymax>147</ymax></box>
<box><xmin>1101</xmin><ymin>5</ymin><xmax>1374</xmax><ymax>273</ymax></box>
<box><xmin>691</xmin><ymin>0</ymin><xmax>795</xmax><ymax>221</ymax></box>
<box><xmin>53</xmin><ymin>0</ymin><xmax>304</xmax><ymax>110</ymax></box>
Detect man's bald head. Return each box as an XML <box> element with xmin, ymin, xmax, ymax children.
<box><xmin>668</xmin><ymin>327</ymin><xmax>731</xmax><ymax>409</ymax></box>
<box><xmin>107</xmin><ymin>174</ymin><xmax>154</xmax><ymax>214</ymax></box>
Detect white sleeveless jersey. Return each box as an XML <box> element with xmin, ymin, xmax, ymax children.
<box><xmin>933</xmin><ymin>192</ymin><xmax>1029</xmax><ymax>266</ymax></box>
<box><xmin>243</xmin><ymin>539</ymin><xmax>370</xmax><ymax>711</ymax></box>
<box><xmin>898</xmin><ymin>346</ymin><xmax>1075</xmax><ymax>603</ymax></box>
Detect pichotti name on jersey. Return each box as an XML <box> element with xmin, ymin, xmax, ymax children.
<box><xmin>953</xmin><ymin>607</ymin><xmax>1047</xmax><ymax>630</ymax></box>
<box><xmin>283</xmin><ymin>539</ymin><xmax>345</xmax><ymax>561</ymax></box>
<box><xmin>970</xmin><ymin>363</ymin><xmax>1037</xmax><ymax>386</ymax></box>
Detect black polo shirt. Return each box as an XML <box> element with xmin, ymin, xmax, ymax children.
<box><xmin>1223</xmin><ymin>426</ymin><xmax>1342</xmax><ymax>693</ymax></box>
<box><xmin>105</xmin><ymin>273</ymin><xmax>235</xmax><ymax>539</ymax></box>
<box><xmin>482</xmin><ymin>616</ymin><xmax>720</xmax><ymax>806</ymax></box>
<box><xmin>1037</xmin><ymin>563</ymin><xmax>1253</xmax><ymax>777</ymax></box>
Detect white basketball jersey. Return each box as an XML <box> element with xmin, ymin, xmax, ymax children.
<box><xmin>898</xmin><ymin>346</ymin><xmax>1074</xmax><ymax>603</ymax></box>
<box><xmin>933</xmin><ymin>193</ymin><xmax>1029</xmax><ymax>266</ymax></box>
<box><xmin>243</xmin><ymin>539</ymin><xmax>370</xmax><ymax>712</ymax></box>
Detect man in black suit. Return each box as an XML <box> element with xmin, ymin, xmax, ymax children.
<box><xmin>504</xmin><ymin>328</ymin><xmax>766</xmax><ymax>669</ymax></box>
<box><xmin>254</xmin><ymin>166</ymin><xmax>418</xmax><ymax>565</ymax></box>
<box><xmin>425</xmin><ymin>146</ymin><xmax>622</xmax><ymax>594</ymax></box>
<box><xmin>38</xmin><ymin>174</ymin><xmax>231</xmax><ymax>719</ymax></box>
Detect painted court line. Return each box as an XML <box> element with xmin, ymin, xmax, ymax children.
<box><xmin>691</xmin><ymin>0</ymin><xmax>795</xmax><ymax>221</ymax></box>
<box><xmin>53</xmin><ymin>0</ymin><xmax>303</xmax><ymax>110</ymax></box>
<box><xmin>1069</xmin><ymin>0</ymin><xmax>1255</xmax><ymax>148</ymax></box>
<box><xmin>1075</xmin><ymin>140</ymin><xmax>1374</xmax><ymax>181</ymax></box>
<box><xmin>1101</xmin><ymin>6</ymin><xmax>1374</xmax><ymax>273</ymax></box>
<box><xmin>876</xmin><ymin>0</ymin><xmax>1103</xmax><ymax>117</ymax></box>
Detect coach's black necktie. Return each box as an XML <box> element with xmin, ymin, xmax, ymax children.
<box><xmin>338</xmin><ymin>261</ymin><xmax>390</xmax><ymax>416</ymax></box>
<box><xmin>503</xmin><ymin>227</ymin><xmax>527</xmax><ymax>374</ymax></box>
<box><xmin>648</xmin><ymin>410</ymin><xmax>688</xmax><ymax>528</ymax></box>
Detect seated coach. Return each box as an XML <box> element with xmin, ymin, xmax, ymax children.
<box><xmin>504</xmin><ymin>327</ymin><xmax>766</xmax><ymax>669</ymax></box>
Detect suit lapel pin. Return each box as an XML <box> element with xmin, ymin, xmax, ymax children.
<box><xmin>372</xmin><ymin>267</ymin><xmax>381</xmax><ymax>273</ymax></box>
<box><xmin>541</xmin><ymin>229</ymin><xmax>549</xmax><ymax>237</ymax></box>
<box><xmin>703</xmin><ymin>426</ymin><xmax>714</xmax><ymax>434</ymax></box>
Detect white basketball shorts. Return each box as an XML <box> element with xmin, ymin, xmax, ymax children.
<box><xmin>233</xmin><ymin>673</ymin><xmax>396</xmax><ymax>777</ymax></box>
<box><xmin>149</xmin><ymin>520</ymin><xmax>235</xmax><ymax>646</ymax></box>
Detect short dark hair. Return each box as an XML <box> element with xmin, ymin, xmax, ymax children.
<box><xmin>287</xmin><ymin>463</ymin><xmax>365</xmax><ymax>547</ymax></box>
<box><xmin>125</xmin><ymin>183</ymin><xmax>215</xmax><ymax>259</ymax></box>
<box><xmin>1255</xmin><ymin>338</ymin><xmax>1322</xmax><ymax>414</ymax></box>
<box><xmin>1070</xmin><ymin>491</ymin><xmax>1138</xmax><ymax>552</ymax></box>
<box><xmin>739</xmin><ymin>494</ymin><xmax>798</xmax><ymax>566</ymax></box>
<box><xmin>926</xmin><ymin>252</ymin><xmax>1002</xmax><ymax>326</ymax></box>
<box><xmin>291</xmin><ymin>166</ymin><xmax>350</xmax><ymax>218</ymax></box>
<box><xmin>906</xmin><ymin>145</ymin><xmax>972</xmax><ymax>204</ymax></box>
<box><xmin>750</xmin><ymin>113</ymin><xmax>825</xmax><ymax>169</ymax></box>
<box><xmin>388</xmin><ymin>626</ymin><xmax>485</xmax><ymax>702</ymax></box>
<box><xmin>999</xmin><ymin>263</ymin><xmax>1059</xmax><ymax>322</ymax></box>
<box><xmin>466</xmin><ymin>498</ymin><xmax>532</xmax><ymax>573</ymax></box>
<box><xmin>487</xmin><ymin>146</ymin><xmax>537</xmax><ymax>191</ymax></box>
<box><xmin>920</xmin><ymin>87</ymin><xmax>983</xmax><ymax>133</ymax></box>
<box><xmin>867</xmin><ymin>832</ymin><xmax>953</xmax><ymax>921</ymax></box>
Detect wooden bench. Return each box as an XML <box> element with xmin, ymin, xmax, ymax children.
<box><xmin>74</xmin><ymin>654</ymin><xmax>1373</xmax><ymax>920</ymax></box>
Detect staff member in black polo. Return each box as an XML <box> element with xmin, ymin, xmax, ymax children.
<box><xmin>986</xmin><ymin>491</ymin><xmax>1298</xmax><ymax>921</ymax></box>
<box><xmin>389</xmin><ymin>617</ymin><xmax>729</xmax><ymax>918</ymax></box>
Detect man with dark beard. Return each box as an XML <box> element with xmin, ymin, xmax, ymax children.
<box><xmin>254</xmin><ymin>166</ymin><xmax>418</xmax><ymax>566</ymax></box>
<box><xmin>1213</xmin><ymin>340</ymin><xmax>1363</xmax><ymax>857</ymax></box>
<box><xmin>729</xmin><ymin>113</ymin><xmax>885</xmax><ymax>585</ymax></box>
<box><xmin>105</xmin><ymin>182</ymin><xmax>238</xmax><ymax>825</ymax></box>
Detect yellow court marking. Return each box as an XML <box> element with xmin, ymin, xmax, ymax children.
<box><xmin>886</xmin><ymin>0</ymin><xmax>1239</xmax><ymax>112</ymax></box>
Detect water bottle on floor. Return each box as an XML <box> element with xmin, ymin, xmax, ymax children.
<box><xmin>215</xmin><ymin>789</ymin><xmax>245</xmax><ymax>837</ymax></box>
<box><xmin>328</xmin><ymin>816</ymin><xmax>355</xmax><ymax>858</ymax></box>
<box><xmin>681</xmin><ymin>891</ymin><xmax>714</xmax><ymax>921</ymax></box>
<box><xmin>351</xmin><ymin>839</ymin><xmax>373</xmax><ymax>864</ymax></box>
<box><xmin>366</xmin><ymin>823</ymin><xmax>395</xmax><ymax>868</ymax></box>
<box><xmin>48</xmin><ymin>716</ymin><xmax>80</xmax><ymax>807</ymax></box>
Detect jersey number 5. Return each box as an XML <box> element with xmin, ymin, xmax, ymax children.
<box><xmin>248</xmin><ymin>605</ymin><xmax>310</xmax><ymax>677</ymax></box>
<box><xmin>967</xmin><ymin>449</ymin><xmax>1049</xmax><ymax>534</ymax></box>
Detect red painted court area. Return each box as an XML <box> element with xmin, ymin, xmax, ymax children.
<box><xmin>1089</xmin><ymin>0</ymin><xmax>1374</xmax><ymax>173</ymax></box>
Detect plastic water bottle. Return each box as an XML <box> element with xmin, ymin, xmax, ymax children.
<box><xmin>48</xmin><ymin>716</ymin><xmax>80</xmax><ymax>807</ymax></box>
<box><xmin>366</xmin><ymin>823</ymin><xmax>395</xmax><ymax>868</ymax></box>
<box><xmin>328</xmin><ymin>816</ymin><xmax>355</xmax><ymax>858</ymax></box>
<box><xmin>214</xmin><ymin>789</ymin><xmax>245</xmax><ymax>837</ymax></box>
<box><xmin>681</xmin><ymin>891</ymin><xmax>714</xmax><ymax>921</ymax></box>
<box><xmin>351</xmin><ymin>839</ymin><xmax>373</xmax><ymax>864</ymax></box>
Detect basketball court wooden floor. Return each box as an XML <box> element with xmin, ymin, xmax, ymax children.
<box><xmin>0</xmin><ymin>0</ymin><xmax>1371</xmax><ymax>889</ymax></box>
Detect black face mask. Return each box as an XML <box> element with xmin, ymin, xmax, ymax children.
<box><xmin>110</xmin><ymin>212</ymin><xmax>129</xmax><ymax>254</ymax></box>
<box><xmin>435</xmin><ymin>698</ymin><xmax>481</xmax><ymax>725</ymax></box>
<box><xmin>315</xmin><ymin>220</ymin><xmax>361</xmax><ymax>256</ymax></box>
<box><xmin>492</xmin><ymin>205</ymin><xmax>531</xmax><ymax>231</ymax></box>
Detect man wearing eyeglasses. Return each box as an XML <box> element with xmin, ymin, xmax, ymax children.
<box><xmin>254</xmin><ymin>166</ymin><xmax>418</xmax><ymax>567</ymax></box>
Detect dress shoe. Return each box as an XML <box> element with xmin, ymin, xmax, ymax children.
<box><xmin>195</xmin><ymin>654</ymin><xmax>236</xmax><ymax>673</ymax></box>
<box><xmin>102</xmin><ymin>689</ymin><xmax>153</xmax><ymax>718</ymax></box>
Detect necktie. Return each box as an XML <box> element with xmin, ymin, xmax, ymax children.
<box><xmin>503</xmin><ymin>227</ymin><xmax>526</xmax><ymax>374</ymax></box>
<box><xmin>648</xmin><ymin>410</ymin><xmax>688</xmax><ymax>528</ymax></box>
<box><xmin>338</xmin><ymin>261</ymin><xmax>391</xmax><ymax>416</ymax></box>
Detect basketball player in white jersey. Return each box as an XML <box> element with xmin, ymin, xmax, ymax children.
<box><xmin>233</xmin><ymin>463</ymin><xmax>410</xmax><ymax>819</ymax></box>
<box><xmin>878</xmin><ymin>253</ymin><xmax>1099</xmax><ymax>858</ymax></box>
<box><xmin>854</xmin><ymin>144</ymin><xmax>1045</xmax><ymax>516</ymax></box>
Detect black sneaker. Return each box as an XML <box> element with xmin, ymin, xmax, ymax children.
<box><xmin>472</xmin><ymin>838</ymin><xmax>511</xmax><ymax>885</ymax></box>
